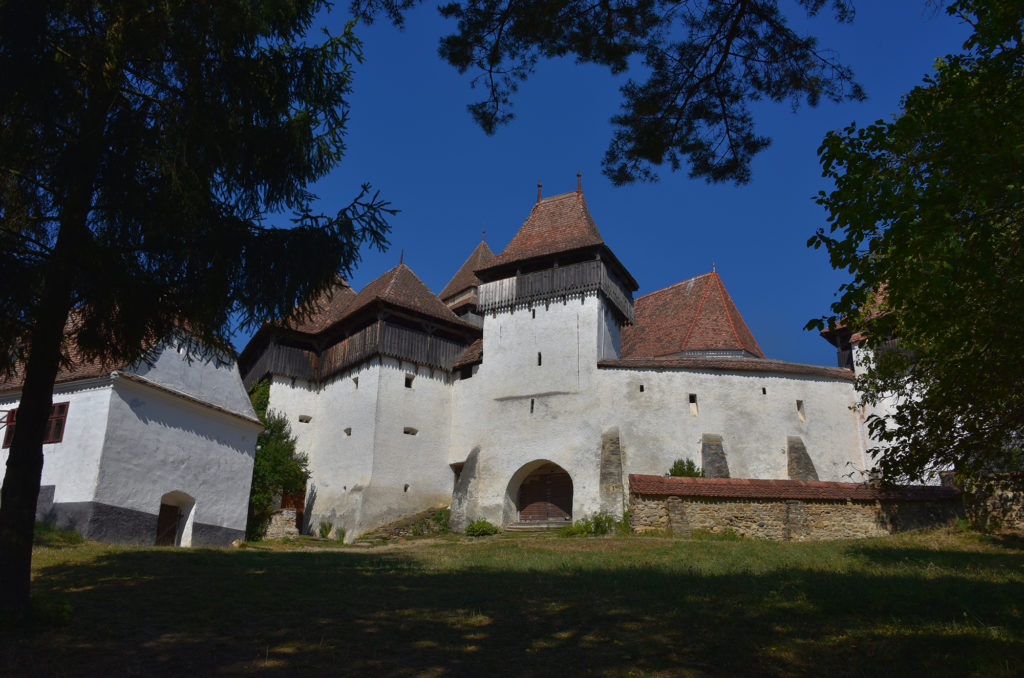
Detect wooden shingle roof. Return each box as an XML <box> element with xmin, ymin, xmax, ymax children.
<box><xmin>621</xmin><ymin>271</ymin><xmax>765</xmax><ymax>359</ymax></box>
<box><xmin>346</xmin><ymin>263</ymin><xmax>475</xmax><ymax>329</ymax></box>
<box><xmin>281</xmin><ymin>278</ymin><xmax>357</xmax><ymax>335</ymax></box>
<box><xmin>440</xmin><ymin>239</ymin><xmax>495</xmax><ymax>303</ymax></box>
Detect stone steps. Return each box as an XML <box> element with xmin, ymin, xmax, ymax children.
<box><xmin>505</xmin><ymin>520</ymin><xmax>571</xmax><ymax>531</ymax></box>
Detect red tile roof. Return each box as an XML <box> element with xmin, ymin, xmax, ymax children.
<box><xmin>481</xmin><ymin>191</ymin><xmax>605</xmax><ymax>271</ymax></box>
<box><xmin>440</xmin><ymin>240</ymin><xmax>495</xmax><ymax>303</ymax></box>
<box><xmin>453</xmin><ymin>338</ymin><xmax>483</xmax><ymax>368</ymax></box>
<box><xmin>345</xmin><ymin>263</ymin><xmax>476</xmax><ymax>329</ymax></box>
<box><xmin>599</xmin><ymin>356</ymin><xmax>853</xmax><ymax>380</ymax></box>
<box><xmin>622</xmin><ymin>272</ymin><xmax>765</xmax><ymax>359</ymax></box>
<box><xmin>281</xmin><ymin>278</ymin><xmax>357</xmax><ymax>334</ymax></box>
<box><xmin>628</xmin><ymin>474</ymin><xmax>960</xmax><ymax>502</ymax></box>
<box><xmin>0</xmin><ymin>348</ymin><xmax>119</xmax><ymax>395</ymax></box>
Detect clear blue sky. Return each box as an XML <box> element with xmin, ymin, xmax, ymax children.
<box><xmin>236</xmin><ymin>1</ymin><xmax>971</xmax><ymax>367</ymax></box>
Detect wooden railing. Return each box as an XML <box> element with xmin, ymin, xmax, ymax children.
<box><xmin>477</xmin><ymin>260</ymin><xmax>634</xmax><ymax>322</ymax></box>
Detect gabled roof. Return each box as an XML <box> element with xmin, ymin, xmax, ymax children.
<box><xmin>476</xmin><ymin>190</ymin><xmax>638</xmax><ymax>289</ymax></box>
<box><xmin>282</xmin><ymin>278</ymin><xmax>357</xmax><ymax>335</ymax></box>
<box><xmin>621</xmin><ymin>271</ymin><xmax>765</xmax><ymax>359</ymax></box>
<box><xmin>346</xmin><ymin>263</ymin><xmax>474</xmax><ymax>329</ymax></box>
<box><xmin>440</xmin><ymin>239</ymin><xmax>495</xmax><ymax>302</ymax></box>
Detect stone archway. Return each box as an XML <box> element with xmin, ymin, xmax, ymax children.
<box><xmin>508</xmin><ymin>461</ymin><xmax>573</xmax><ymax>525</ymax></box>
<box><xmin>155</xmin><ymin>490</ymin><xmax>195</xmax><ymax>547</ymax></box>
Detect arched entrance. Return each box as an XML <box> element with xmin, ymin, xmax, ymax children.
<box><xmin>514</xmin><ymin>462</ymin><xmax>573</xmax><ymax>524</ymax></box>
<box><xmin>155</xmin><ymin>491</ymin><xmax>195</xmax><ymax>547</ymax></box>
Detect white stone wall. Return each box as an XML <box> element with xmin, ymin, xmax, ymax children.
<box><xmin>95</xmin><ymin>375</ymin><xmax>258</xmax><ymax>537</ymax></box>
<box><xmin>0</xmin><ymin>379</ymin><xmax>112</xmax><ymax>504</ymax></box>
<box><xmin>131</xmin><ymin>340</ymin><xmax>258</xmax><ymax>419</ymax></box>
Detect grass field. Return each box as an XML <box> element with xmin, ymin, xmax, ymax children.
<box><xmin>2</xmin><ymin>528</ymin><xmax>1023</xmax><ymax>677</ymax></box>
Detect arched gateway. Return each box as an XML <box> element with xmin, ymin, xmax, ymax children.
<box><xmin>511</xmin><ymin>461</ymin><xmax>573</xmax><ymax>524</ymax></box>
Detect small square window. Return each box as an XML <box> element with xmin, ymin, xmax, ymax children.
<box><xmin>405</xmin><ymin>374</ymin><xmax>415</xmax><ymax>388</ymax></box>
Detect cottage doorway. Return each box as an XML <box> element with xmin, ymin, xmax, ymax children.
<box><xmin>155</xmin><ymin>491</ymin><xmax>195</xmax><ymax>547</ymax></box>
<box><xmin>516</xmin><ymin>462</ymin><xmax>573</xmax><ymax>523</ymax></box>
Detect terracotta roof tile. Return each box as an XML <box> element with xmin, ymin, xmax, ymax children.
<box><xmin>346</xmin><ymin>263</ymin><xmax>476</xmax><ymax>329</ymax></box>
<box><xmin>440</xmin><ymin>240</ymin><xmax>495</xmax><ymax>302</ymax></box>
<box><xmin>599</xmin><ymin>356</ymin><xmax>853</xmax><ymax>380</ymax></box>
<box><xmin>281</xmin><ymin>278</ymin><xmax>357</xmax><ymax>335</ymax></box>
<box><xmin>0</xmin><ymin>349</ymin><xmax>118</xmax><ymax>395</ymax></box>
<box><xmin>478</xmin><ymin>191</ymin><xmax>605</xmax><ymax>272</ymax></box>
<box><xmin>453</xmin><ymin>338</ymin><xmax>483</xmax><ymax>368</ymax></box>
<box><xmin>622</xmin><ymin>272</ymin><xmax>765</xmax><ymax>359</ymax></box>
<box><xmin>628</xmin><ymin>474</ymin><xmax>959</xmax><ymax>502</ymax></box>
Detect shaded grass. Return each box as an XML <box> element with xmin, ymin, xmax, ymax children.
<box><xmin>2</xmin><ymin>529</ymin><xmax>1023</xmax><ymax>676</ymax></box>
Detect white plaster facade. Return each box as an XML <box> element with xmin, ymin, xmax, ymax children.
<box><xmin>244</xmin><ymin>189</ymin><xmax>873</xmax><ymax>540</ymax></box>
<box><xmin>0</xmin><ymin>341</ymin><xmax>262</xmax><ymax>546</ymax></box>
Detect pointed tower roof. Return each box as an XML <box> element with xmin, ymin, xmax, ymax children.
<box><xmin>439</xmin><ymin>239</ymin><xmax>495</xmax><ymax>303</ymax></box>
<box><xmin>346</xmin><ymin>262</ymin><xmax>474</xmax><ymax>329</ymax></box>
<box><xmin>621</xmin><ymin>271</ymin><xmax>765</xmax><ymax>359</ymax></box>
<box><xmin>476</xmin><ymin>189</ymin><xmax>637</xmax><ymax>290</ymax></box>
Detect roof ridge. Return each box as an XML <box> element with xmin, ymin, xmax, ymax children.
<box><xmin>537</xmin><ymin>191</ymin><xmax>578</xmax><ymax>204</ymax></box>
<box><xmin>634</xmin><ymin>272</ymin><xmax>714</xmax><ymax>301</ymax></box>
<box><xmin>679</xmin><ymin>273</ymin><xmax>713</xmax><ymax>352</ymax></box>
<box><xmin>712</xmin><ymin>272</ymin><xmax>744</xmax><ymax>351</ymax></box>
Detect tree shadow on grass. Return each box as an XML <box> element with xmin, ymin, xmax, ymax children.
<box><xmin>2</xmin><ymin>545</ymin><xmax>1023</xmax><ymax>677</ymax></box>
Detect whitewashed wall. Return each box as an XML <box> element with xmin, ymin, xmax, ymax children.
<box><xmin>0</xmin><ymin>378</ymin><xmax>112</xmax><ymax>505</ymax></box>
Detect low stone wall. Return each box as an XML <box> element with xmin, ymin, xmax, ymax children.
<box><xmin>961</xmin><ymin>472</ymin><xmax>1024</xmax><ymax>531</ymax></box>
<box><xmin>265</xmin><ymin>508</ymin><xmax>300</xmax><ymax>539</ymax></box>
<box><xmin>628</xmin><ymin>475</ymin><xmax>961</xmax><ymax>541</ymax></box>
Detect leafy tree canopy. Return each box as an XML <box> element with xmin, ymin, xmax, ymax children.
<box><xmin>808</xmin><ymin>0</ymin><xmax>1024</xmax><ymax>481</ymax></box>
<box><xmin>0</xmin><ymin>0</ymin><xmax>390</xmax><ymax>617</ymax></box>
<box><xmin>352</xmin><ymin>0</ymin><xmax>864</xmax><ymax>184</ymax></box>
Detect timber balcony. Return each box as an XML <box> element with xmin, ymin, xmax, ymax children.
<box><xmin>477</xmin><ymin>259</ymin><xmax>635</xmax><ymax>323</ymax></box>
<box><xmin>243</xmin><ymin>320</ymin><xmax>470</xmax><ymax>390</ymax></box>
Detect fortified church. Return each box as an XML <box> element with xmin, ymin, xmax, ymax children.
<box><xmin>240</xmin><ymin>183</ymin><xmax>867</xmax><ymax>539</ymax></box>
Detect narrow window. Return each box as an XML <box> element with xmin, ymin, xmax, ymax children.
<box><xmin>531</xmin><ymin>308</ymin><xmax>536</xmax><ymax>319</ymax></box>
<box><xmin>3</xmin><ymin>403</ymin><xmax>68</xmax><ymax>448</ymax></box>
<box><xmin>530</xmin><ymin>398</ymin><xmax>535</xmax><ymax>414</ymax></box>
<box><xmin>761</xmin><ymin>387</ymin><xmax>767</xmax><ymax>395</ymax></box>
<box><xmin>405</xmin><ymin>373</ymin><xmax>415</xmax><ymax>388</ymax></box>
<box><xmin>689</xmin><ymin>394</ymin><xmax>698</xmax><ymax>417</ymax></box>
<box><xmin>639</xmin><ymin>384</ymin><xmax>645</xmax><ymax>393</ymax></box>
<box><xmin>403</xmin><ymin>427</ymin><xmax>418</xmax><ymax>436</ymax></box>
<box><xmin>797</xmin><ymin>400</ymin><xmax>806</xmax><ymax>423</ymax></box>
<box><xmin>344</xmin><ymin>427</ymin><xmax>352</xmax><ymax>437</ymax></box>
<box><xmin>352</xmin><ymin>376</ymin><xmax>359</xmax><ymax>390</ymax></box>
<box><xmin>403</xmin><ymin>484</ymin><xmax>410</xmax><ymax>493</ymax></box>
<box><xmin>537</xmin><ymin>352</ymin><xmax>542</xmax><ymax>366</ymax></box>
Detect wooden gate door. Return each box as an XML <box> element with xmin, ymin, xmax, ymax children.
<box><xmin>518</xmin><ymin>464</ymin><xmax>572</xmax><ymax>522</ymax></box>
<box><xmin>155</xmin><ymin>502</ymin><xmax>181</xmax><ymax>546</ymax></box>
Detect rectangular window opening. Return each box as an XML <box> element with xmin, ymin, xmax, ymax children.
<box><xmin>761</xmin><ymin>387</ymin><xmax>766</xmax><ymax>395</ymax></box>
<box><xmin>530</xmin><ymin>398</ymin><xmax>535</xmax><ymax>414</ymax></box>
<box><xmin>352</xmin><ymin>376</ymin><xmax>359</xmax><ymax>390</ymax></box>
<box><xmin>344</xmin><ymin>427</ymin><xmax>352</xmax><ymax>436</ymax></box>
<box><xmin>403</xmin><ymin>426</ymin><xmax>418</xmax><ymax>436</ymax></box>
<box><xmin>537</xmin><ymin>352</ymin><xmax>542</xmax><ymax>366</ymax></box>
<box><xmin>405</xmin><ymin>373</ymin><xmax>415</xmax><ymax>388</ymax></box>
<box><xmin>639</xmin><ymin>384</ymin><xmax>645</xmax><ymax>393</ymax></box>
<box><xmin>797</xmin><ymin>400</ymin><xmax>806</xmax><ymax>423</ymax></box>
<box><xmin>531</xmin><ymin>308</ymin><xmax>536</xmax><ymax>319</ymax></box>
<box><xmin>3</xmin><ymin>403</ymin><xmax>68</xmax><ymax>448</ymax></box>
<box><xmin>688</xmin><ymin>394</ymin><xmax>698</xmax><ymax>417</ymax></box>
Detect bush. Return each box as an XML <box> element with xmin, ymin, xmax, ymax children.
<box><xmin>557</xmin><ymin>513</ymin><xmax>618</xmax><ymax>537</ymax></box>
<box><xmin>669</xmin><ymin>459</ymin><xmax>705</xmax><ymax>477</ymax></box>
<box><xmin>465</xmin><ymin>519</ymin><xmax>500</xmax><ymax>536</ymax></box>
<box><xmin>33</xmin><ymin>521</ymin><xmax>84</xmax><ymax>547</ymax></box>
<box><xmin>318</xmin><ymin>521</ymin><xmax>334</xmax><ymax>539</ymax></box>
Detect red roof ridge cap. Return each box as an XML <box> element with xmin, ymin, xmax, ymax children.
<box><xmin>711</xmin><ymin>272</ymin><xmax>745</xmax><ymax>351</ymax></box>
<box><xmin>712</xmin><ymin>270</ymin><xmax>766</xmax><ymax>359</ymax></box>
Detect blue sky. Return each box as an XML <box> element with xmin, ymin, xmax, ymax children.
<box><xmin>237</xmin><ymin>2</ymin><xmax>971</xmax><ymax>367</ymax></box>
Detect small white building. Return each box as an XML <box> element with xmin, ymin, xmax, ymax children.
<box><xmin>240</xmin><ymin>186</ymin><xmax>869</xmax><ymax>539</ymax></box>
<box><xmin>0</xmin><ymin>339</ymin><xmax>263</xmax><ymax>546</ymax></box>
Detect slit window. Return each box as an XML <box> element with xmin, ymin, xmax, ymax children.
<box><xmin>761</xmin><ymin>387</ymin><xmax>767</xmax><ymax>395</ymax></box>
<box><xmin>639</xmin><ymin>384</ymin><xmax>645</xmax><ymax>393</ymax></box>
<box><xmin>403</xmin><ymin>427</ymin><xmax>418</xmax><ymax>436</ymax></box>
<box><xmin>3</xmin><ymin>403</ymin><xmax>68</xmax><ymax>448</ymax></box>
<box><xmin>405</xmin><ymin>374</ymin><xmax>415</xmax><ymax>388</ymax></box>
<box><xmin>352</xmin><ymin>377</ymin><xmax>359</xmax><ymax>390</ymax></box>
<box><xmin>537</xmin><ymin>352</ymin><xmax>542</xmax><ymax>366</ymax></box>
<box><xmin>530</xmin><ymin>398</ymin><xmax>535</xmax><ymax>414</ymax></box>
<box><xmin>797</xmin><ymin>400</ymin><xmax>806</xmax><ymax>423</ymax></box>
<box><xmin>531</xmin><ymin>309</ymin><xmax>536</xmax><ymax>319</ymax></box>
<box><xmin>688</xmin><ymin>394</ymin><xmax>698</xmax><ymax>417</ymax></box>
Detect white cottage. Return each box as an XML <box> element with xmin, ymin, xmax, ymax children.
<box><xmin>0</xmin><ymin>339</ymin><xmax>262</xmax><ymax>546</ymax></box>
<box><xmin>240</xmin><ymin>186</ymin><xmax>869</xmax><ymax>539</ymax></box>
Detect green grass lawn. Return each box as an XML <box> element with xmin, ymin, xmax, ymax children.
<box><xmin>3</xmin><ymin>529</ymin><xmax>1023</xmax><ymax>677</ymax></box>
